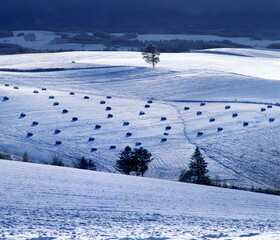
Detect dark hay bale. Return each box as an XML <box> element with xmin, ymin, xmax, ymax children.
<box><xmin>19</xmin><ymin>113</ymin><xmax>26</xmax><ymax>118</ymax></box>
<box><xmin>49</xmin><ymin>95</ymin><xmax>54</xmax><ymax>99</ymax></box>
<box><xmin>197</xmin><ymin>131</ymin><xmax>203</xmax><ymax>136</ymax></box>
<box><xmin>95</xmin><ymin>124</ymin><xmax>101</xmax><ymax>129</ymax></box>
<box><xmin>27</xmin><ymin>132</ymin><xmax>33</xmax><ymax>137</ymax></box>
<box><xmin>54</xmin><ymin>129</ymin><xmax>61</xmax><ymax>134</ymax></box>
<box><xmin>70</xmin><ymin>92</ymin><xmax>75</xmax><ymax>95</ymax></box>
<box><xmin>32</xmin><ymin>121</ymin><xmax>38</xmax><ymax>126</ymax></box>
<box><xmin>123</xmin><ymin>122</ymin><xmax>129</xmax><ymax>126</ymax></box>
<box><xmin>5</xmin><ymin>84</ymin><xmax>9</xmax><ymax>87</ymax></box>
<box><xmin>84</xmin><ymin>96</ymin><xmax>89</xmax><ymax>99</ymax></box>
<box><xmin>243</xmin><ymin>122</ymin><xmax>249</xmax><ymax>127</ymax></box>
<box><xmin>209</xmin><ymin>118</ymin><xmax>215</xmax><ymax>122</ymax></box>
<box><xmin>269</xmin><ymin>118</ymin><xmax>275</xmax><ymax>122</ymax></box>
<box><xmin>135</xmin><ymin>142</ymin><xmax>142</xmax><ymax>146</ymax></box>
<box><xmin>33</xmin><ymin>90</ymin><xmax>39</xmax><ymax>93</ymax></box>
<box><xmin>13</xmin><ymin>86</ymin><xmax>19</xmax><ymax>89</ymax></box>
<box><xmin>165</xmin><ymin>126</ymin><xmax>171</xmax><ymax>130</ymax></box>
<box><xmin>225</xmin><ymin>105</ymin><xmax>231</xmax><ymax>109</ymax></box>
<box><xmin>200</xmin><ymin>102</ymin><xmax>206</xmax><ymax>106</ymax></box>
<box><xmin>261</xmin><ymin>108</ymin><xmax>266</xmax><ymax>112</ymax></box>
<box><xmin>41</xmin><ymin>88</ymin><xmax>47</xmax><ymax>91</ymax></box>
<box><xmin>197</xmin><ymin>111</ymin><xmax>202</xmax><ymax>116</ymax></box>
<box><xmin>55</xmin><ymin>140</ymin><xmax>62</xmax><ymax>145</ymax></box>
<box><xmin>110</xmin><ymin>145</ymin><xmax>116</xmax><ymax>149</ymax></box>
<box><xmin>147</xmin><ymin>100</ymin><xmax>153</xmax><ymax>104</ymax></box>
<box><xmin>107</xmin><ymin>114</ymin><xmax>113</xmax><ymax>118</ymax></box>
<box><xmin>163</xmin><ymin>132</ymin><xmax>169</xmax><ymax>136</ymax></box>
<box><xmin>88</xmin><ymin>137</ymin><xmax>95</xmax><ymax>141</ymax></box>
<box><xmin>217</xmin><ymin>127</ymin><xmax>223</xmax><ymax>132</ymax></box>
<box><xmin>126</xmin><ymin>132</ymin><xmax>132</xmax><ymax>137</ymax></box>
<box><xmin>100</xmin><ymin>100</ymin><xmax>106</xmax><ymax>104</ymax></box>
<box><xmin>62</xmin><ymin>109</ymin><xmax>68</xmax><ymax>114</ymax></box>
<box><xmin>53</xmin><ymin>102</ymin><xmax>59</xmax><ymax>106</ymax></box>
<box><xmin>184</xmin><ymin>107</ymin><xmax>190</xmax><ymax>110</ymax></box>
<box><xmin>3</xmin><ymin>96</ymin><xmax>9</xmax><ymax>101</ymax></box>
<box><xmin>139</xmin><ymin>111</ymin><xmax>145</xmax><ymax>115</ymax></box>
<box><xmin>71</xmin><ymin>60</ymin><xmax>75</xmax><ymax>63</ymax></box>
<box><xmin>91</xmin><ymin>148</ymin><xmax>98</xmax><ymax>152</ymax></box>
<box><xmin>145</xmin><ymin>104</ymin><xmax>150</xmax><ymax>108</ymax></box>
<box><xmin>106</xmin><ymin>106</ymin><xmax>111</xmax><ymax>111</ymax></box>
<box><xmin>161</xmin><ymin>138</ymin><xmax>167</xmax><ymax>142</ymax></box>
<box><xmin>232</xmin><ymin>113</ymin><xmax>238</xmax><ymax>117</ymax></box>
<box><xmin>106</xmin><ymin>96</ymin><xmax>112</xmax><ymax>99</ymax></box>
<box><xmin>161</xmin><ymin>117</ymin><xmax>167</xmax><ymax>121</ymax></box>
<box><xmin>267</xmin><ymin>105</ymin><xmax>272</xmax><ymax>108</ymax></box>
<box><xmin>72</xmin><ymin>117</ymin><xmax>78</xmax><ymax>121</ymax></box>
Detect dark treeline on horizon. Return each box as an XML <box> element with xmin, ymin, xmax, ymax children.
<box><xmin>1</xmin><ymin>0</ymin><xmax>280</xmax><ymax>37</ymax></box>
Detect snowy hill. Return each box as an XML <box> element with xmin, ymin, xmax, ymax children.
<box><xmin>1</xmin><ymin>49</ymin><xmax>280</xmax><ymax>189</ymax></box>
<box><xmin>0</xmin><ymin>159</ymin><xmax>279</xmax><ymax>240</ymax></box>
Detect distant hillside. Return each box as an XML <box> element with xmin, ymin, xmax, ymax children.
<box><xmin>1</xmin><ymin>0</ymin><xmax>280</xmax><ymax>37</ymax></box>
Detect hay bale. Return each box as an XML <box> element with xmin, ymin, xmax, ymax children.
<box><xmin>163</xmin><ymin>132</ymin><xmax>169</xmax><ymax>136</ymax></box>
<box><xmin>55</xmin><ymin>140</ymin><xmax>62</xmax><ymax>145</ymax></box>
<box><xmin>106</xmin><ymin>96</ymin><xmax>112</xmax><ymax>99</ymax></box>
<box><xmin>139</xmin><ymin>111</ymin><xmax>145</xmax><ymax>115</ymax></box>
<box><xmin>84</xmin><ymin>96</ymin><xmax>89</xmax><ymax>99</ymax></box>
<box><xmin>217</xmin><ymin>127</ymin><xmax>223</xmax><ymax>132</ymax></box>
<box><xmin>123</xmin><ymin>122</ymin><xmax>129</xmax><ymax>126</ymax></box>
<box><xmin>71</xmin><ymin>60</ymin><xmax>75</xmax><ymax>63</ymax></box>
<box><xmin>126</xmin><ymin>132</ymin><xmax>132</xmax><ymax>137</ymax></box>
<box><xmin>88</xmin><ymin>137</ymin><xmax>95</xmax><ymax>141</ymax></box>
<box><xmin>232</xmin><ymin>113</ymin><xmax>238</xmax><ymax>117</ymax></box>
<box><xmin>148</xmin><ymin>100</ymin><xmax>153</xmax><ymax>104</ymax></box>
<box><xmin>135</xmin><ymin>142</ymin><xmax>142</xmax><ymax>146</ymax></box>
<box><xmin>4</xmin><ymin>84</ymin><xmax>9</xmax><ymax>87</ymax></box>
<box><xmin>269</xmin><ymin>118</ymin><xmax>275</xmax><ymax>122</ymax></box>
<box><xmin>41</xmin><ymin>88</ymin><xmax>47</xmax><ymax>91</ymax></box>
<box><xmin>110</xmin><ymin>145</ymin><xmax>116</xmax><ymax>149</ymax></box>
<box><xmin>107</xmin><ymin>114</ymin><xmax>113</xmax><ymax>118</ymax></box>
<box><xmin>243</xmin><ymin>122</ymin><xmax>249</xmax><ymax>127</ymax></box>
<box><xmin>197</xmin><ymin>111</ymin><xmax>202</xmax><ymax>116</ymax></box>
<box><xmin>145</xmin><ymin>104</ymin><xmax>150</xmax><ymax>108</ymax></box>
<box><xmin>225</xmin><ymin>105</ymin><xmax>231</xmax><ymax>109</ymax></box>
<box><xmin>161</xmin><ymin>117</ymin><xmax>167</xmax><ymax>121</ymax></box>
<box><xmin>32</xmin><ymin>121</ymin><xmax>39</xmax><ymax>126</ymax></box>
<box><xmin>72</xmin><ymin>117</ymin><xmax>78</xmax><ymax>121</ymax></box>
<box><xmin>197</xmin><ymin>131</ymin><xmax>203</xmax><ymax>136</ymax></box>
<box><xmin>200</xmin><ymin>102</ymin><xmax>206</xmax><ymax>106</ymax></box>
<box><xmin>19</xmin><ymin>113</ymin><xmax>26</xmax><ymax>118</ymax></box>
<box><xmin>106</xmin><ymin>106</ymin><xmax>112</xmax><ymax>111</ymax></box>
<box><xmin>209</xmin><ymin>118</ymin><xmax>215</xmax><ymax>122</ymax></box>
<box><xmin>161</xmin><ymin>138</ymin><xmax>167</xmax><ymax>142</ymax></box>
<box><xmin>53</xmin><ymin>102</ymin><xmax>59</xmax><ymax>106</ymax></box>
<box><xmin>49</xmin><ymin>95</ymin><xmax>55</xmax><ymax>99</ymax></box>
<box><xmin>95</xmin><ymin>124</ymin><xmax>101</xmax><ymax>129</ymax></box>
<box><xmin>54</xmin><ymin>129</ymin><xmax>61</xmax><ymax>134</ymax></box>
<box><xmin>62</xmin><ymin>109</ymin><xmax>68</xmax><ymax>114</ymax></box>
<box><xmin>70</xmin><ymin>92</ymin><xmax>75</xmax><ymax>95</ymax></box>
<box><xmin>33</xmin><ymin>90</ymin><xmax>39</xmax><ymax>93</ymax></box>
<box><xmin>267</xmin><ymin>105</ymin><xmax>272</xmax><ymax>109</ymax></box>
<box><xmin>100</xmin><ymin>100</ymin><xmax>106</xmax><ymax>104</ymax></box>
<box><xmin>91</xmin><ymin>148</ymin><xmax>97</xmax><ymax>152</ymax></box>
<box><xmin>27</xmin><ymin>132</ymin><xmax>33</xmax><ymax>137</ymax></box>
<box><xmin>13</xmin><ymin>86</ymin><xmax>19</xmax><ymax>89</ymax></box>
<box><xmin>165</xmin><ymin>126</ymin><xmax>171</xmax><ymax>130</ymax></box>
<box><xmin>261</xmin><ymin>108</ymin><xmax>266</xmax><ymax>112</ymax></box>
<box><xmin>2</xmin><ymin>96</ymin><xmax>9</xmax><ymax>101</ymax></box>
<box><xmin>184</xmin><ymin>107</ymin><xmax>190</xmax><ymax>110</ymax></box>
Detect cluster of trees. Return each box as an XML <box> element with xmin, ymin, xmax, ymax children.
<box><xmin>115</xmin><ymin>146</ymin><xmax>153</xmax><ymax>176</ymax></box>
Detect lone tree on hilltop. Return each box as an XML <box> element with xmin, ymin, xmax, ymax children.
<box><xmin>179</xmin><ymin>147</ymin><xmax>211</xmax><ymax>185</ymax></box>
<box><xmin>115</xmin><ymin>146</ymin><xmax>153</xmax><ymax>177</ymax></box>
<box><xmin>142</xmin><ymin>43</ymin><xmax>160</xmax><ymax>67</ymax></box>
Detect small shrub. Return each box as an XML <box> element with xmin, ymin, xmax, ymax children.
<box><xmin>0</xmin><ymin>152</ymin><xmax>12</xmax><ymax>160</ymax></box>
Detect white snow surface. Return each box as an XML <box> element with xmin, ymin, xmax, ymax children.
<box><xmin>0</xmin><ymin>159</ymin><xmax>279</xmax><ymax>240</ymax></box>
<box><xmin>0</xmin><ymin>49</ymin><xmax>280</xmax><ymax>189</ymax></box>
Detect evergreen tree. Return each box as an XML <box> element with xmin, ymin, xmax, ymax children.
<box><xmin>142</xmin><ymin>43</ymin><xmax>160</xmax><ymax>67</ymax></box>
<box><xmin>22</xmin><ymin>152</ymin><xmax>29</xmax><ymax>162</ymax></box>
<box><xmin>51</xmin><ymin>155</ymin><xmax>65</xmax><ymax>166</ymax></box>
<box><xmin>76</xmin><ymin>156</ymin><xmax>96</xmax><ymax>170</ymax></box>
<box><xmin>133</xmin><ymin>147</ymin><xmax>153</xmax><ymax>177</ymax></box>
<box><xmin>115</xmin><ymin>146</ymin><xmax>136</xmax><ymax>175</ymax></box>
<box><xmin>179</xmin><ymin>147</ymin><xmax>211</xmax><ymax>185</ymax></box>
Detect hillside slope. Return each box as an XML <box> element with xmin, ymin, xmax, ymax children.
<box><xmin>0</xmin><ymin>160</ymin><xmax>279</xmax><ymax>239</ymax></box>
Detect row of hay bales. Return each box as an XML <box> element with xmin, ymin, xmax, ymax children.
<box><xmin>2</xmin><ymin>84</ymin><xmax>171</xmax><ymax>151</ymax></box>
<box><xmin>183</xmin><ymin>103</ymin><xmax>276</xmax><ymax>137</ymax></box>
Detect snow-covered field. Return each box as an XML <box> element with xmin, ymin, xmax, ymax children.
<box><xmin>1</xmin><ymin>49</ymin><xmax>280</xmax><ymax>189</ymax></box>
<box><xmin>0</xmin><ymin>159</ymin><xmax>279</xmax><ymax>240</ymax></box>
